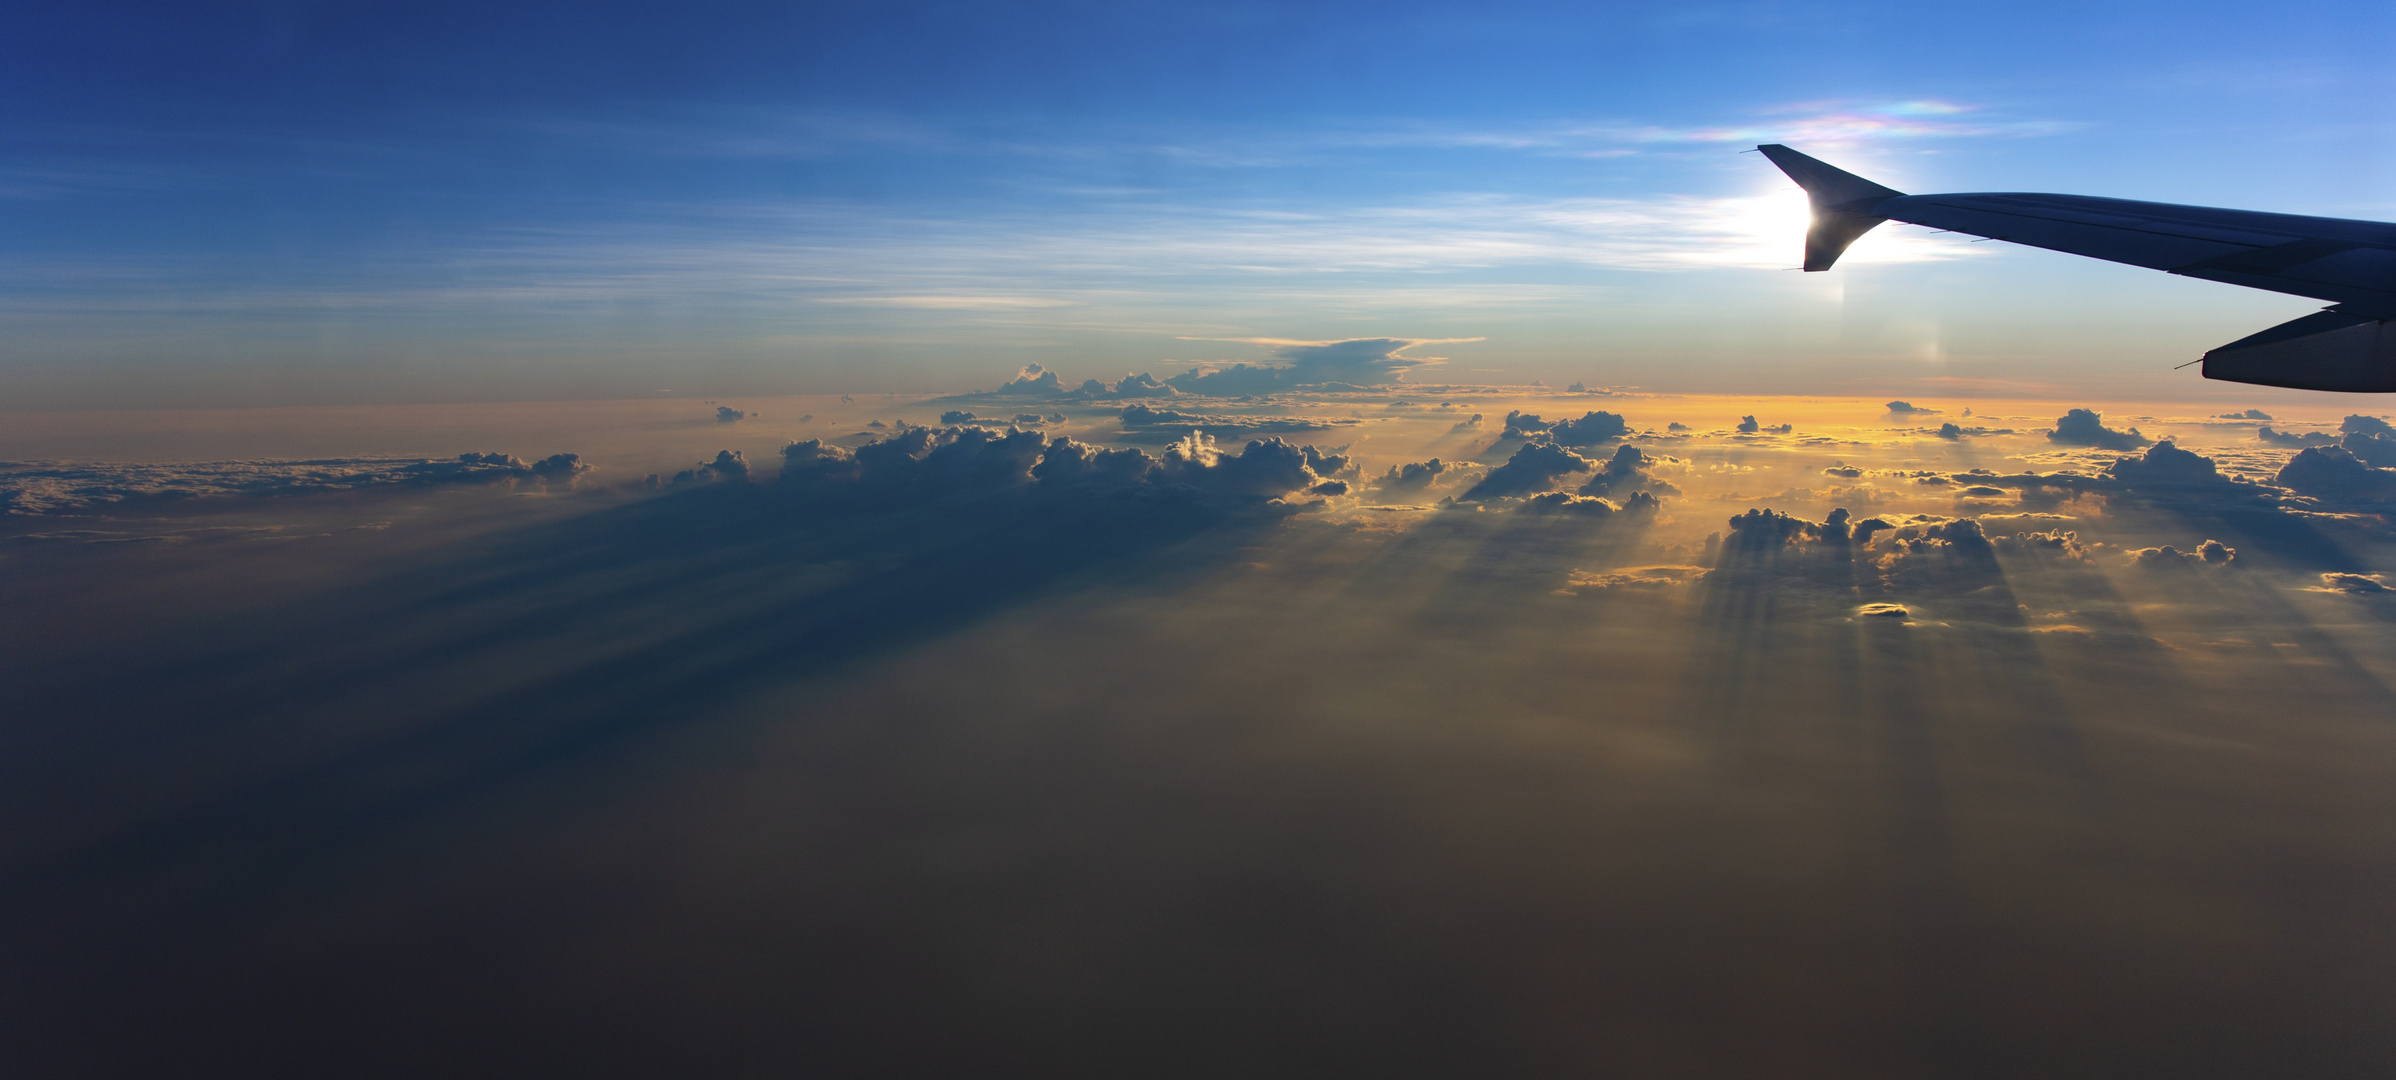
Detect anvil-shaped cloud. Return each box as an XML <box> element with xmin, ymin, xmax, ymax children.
<box><xmin>1165</xmin><ymin>336</ymin><xmax>1480</xmax><ymax>393</ymax></box>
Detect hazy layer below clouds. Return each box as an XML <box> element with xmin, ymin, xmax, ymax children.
<box><xmin>6</xmin><ymin>391</ymin><xmax>2395</xmax><ymax>1076</ymax></box>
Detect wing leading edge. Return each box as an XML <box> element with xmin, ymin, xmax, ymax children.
<box><xmin>1756</xmin><ymin>143</ymin><xmax>2396</xmax><ymax>392</ymax></box>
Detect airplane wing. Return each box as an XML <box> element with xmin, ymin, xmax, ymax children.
<box><xmin>1757</xmin><ymin>143</ymin><xmax>2396</xmax><ymax>392</ymax></box>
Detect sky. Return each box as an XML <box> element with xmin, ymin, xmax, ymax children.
<box><xmin>8</xmin><ymin>4</ymin><xmax>2396</xmax><ymax>1075</ymax></box>
<box><xmin>7</xmin><ymin>0</ymin><xmax>2395</xmax><ymax>408</ymax></box>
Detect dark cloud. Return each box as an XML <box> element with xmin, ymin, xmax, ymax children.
<box><xmin>1546</xmin><ymin>411</ymin><xmax>1630</xmax><ymax>447</ymax></box>
<box><xmin>1072</xmin><ymin>373</ymin><xmax>1180</xmax><ymax>398</ymax></box>
<box><xmin>1952</xmin><ymin>442</ymin><xmax>2278</xmax><ymax>512</ymax></box>
<box><xmin>1879</xmin><ymin>517</ymin><xmax>1998</xmax><ymax>554</ymax></box>
<box><xmin>2047</xmin><ymin>408</ymin><xmax>2150</xmax><ymax>450</ymax></box>
<box><xmin>716</xmin><ymin>406</ymin><xmax>747</xmax><ymax>423</ymax></box>
<box><xmin>1501</xmin><ymin>410</ymin><xmax>1551</xmax><ymax>439</ymax></box>
<box><xmin>2127</xmin><ymin>540</ymin><xmax>2238</xmax><ymax>569</ymax></box>
<box><xmin>2343</xmin><ymin>415</ymin><xmax>2395</xmax><ymax>438</ymax></box>
<box><xmin>1</xmin><ymin>452</ymin><xmax>595</xmax><ymax>514</ymax></box>
<box><xmin>2274</xmin><ymin>445</ymin><xmax>2396</xmax><ymax>500</ymax></box>
<box><xmin>673</xmin><ymin>450</ymin><xmax>751</xmax><ymax>485</ymax></box>
<box><xmin>528</xmin><ymin>453</ymin><xmax>594</xmax><ymax>482</ymax></box>
<box><xmin>1991</xmin><ymin>529</ymin><xmax>2090</xmax><ymax>560</ymax></box>
<box><xmin>1823</xmin><ymin>463</ymin><xmax>1863</xmax><ymax>479</ymax></box>
<box><xmin>1301</xmin><ymin>445</ymin><xmax>1358</xmax><ymax>481</ymax></box>
<box><xmin>2317</xmin><ymin>572</ymin><xmax>2391</xmax><ymax>593</ymax></box>
<box><xmin>1734</xmin><ymin>416</ymin><xmax>1792</xmax><ymax>435</ymax></box>
<box><xmin>1495</xmin><ymin>410</ymin><xmax>1630</xmax><ymax>446</ymax></box>
<box><xmin>1374</xmin><ymin>458</ymin><xmax>1450</xmax><ymax>494</ymax></box>
<box><xmin>2342</xmin><ymin>432</ymin><xmax>2396</xmax><ymax>468</ymax></box>
<box><xmin>940</xmin><ymin>410</ymin><xmax>980</xmax><ymax>425</ymax></box>
<box><xmin>1448</xmin><ymin>413</ymin><xmax>1484</xmax><ymax>433</ymax></box>
<box><xmin>1166</xmin><ymin>338</ymin><xmax>1449</xmax><ymax>394</ymax></box>
<box><xmin>2257</xmin><ymin>426</ymin><xmax>2335</xmax><ymax>448</ymax></box>
<box><xmin>2217</xmin><ymin>409</ymin><xmax>2272</xmax><ymax>421</ymax></box>
<box><xmin>1460</xmin><ymin>442</ymin><xmax>1592</xmax><ymax>500</ymax></box>
<box><xmin>1886</xmin><ymin>401</ymin><xmax>1938</xmax><ymax>415</ymax></box>
<box><xmin>1722</xmin><ymin>507</ymin><xmax>1820</xmax><ymax>549</ymax></box>
<box><xmin>2107</xmin><ymin>440</ymin><xmax>2224</xmax><ymax>486</ymax></box>
<box><xmin>781</xmin><ymin>424</ymin><xmax>1340</xmax><ymax>510</ymax></box>
<box><xmin>1576</xmin><ymin>445</ymin><xmax>1677</xmax><ymax>499</ymax></box>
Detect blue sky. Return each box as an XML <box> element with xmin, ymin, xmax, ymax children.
<box><xmin>6</xmin><ymin>0</ymin><xmax>2393</xmax><ymax>407</ymax></box>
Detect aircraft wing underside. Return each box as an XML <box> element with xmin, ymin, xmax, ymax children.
<box><xmin>1880</xmin><ymin>192</ymin><xmax>2396</xmax><ymax>319</ymax></box>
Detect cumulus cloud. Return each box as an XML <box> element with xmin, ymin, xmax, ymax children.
<box><xmin>1501</xmin><ymin>411</ymin><xmax>1551</xmax><ymax>439</ymax></box>
<box><xmin>1072</xmin><ymin>373</ymin><xmax>1180</xmax><ymax>398</ymax></box>
<box><xmin>2344</xmin><ymin>415</ymin><xmax>2396</xmax><ymax>438</ymax></box>
<box><xmin>1518</xmin><ymin>490</ymin><xmax>1659</xmax><ymax>519</ymax></box>
<box><xmin>1576</xmin><ymin>445</ymin><xmax>1677</xmax><ymax>499</ymax></box>
<box><xmin>2047</xmin><ymin>408</ymin><xmax>2149</xmax><ymax>451</ymax></box>
<box><xmin>1886</xmin><ymin>401</ymin><xmax>1937</xmax><ymax>415</ymax></box>
<box><xmin>991</xmin><ymin>364</ymin><xmax>1066</xmax><ymax>397</ymax></box>
<box><xmin>1448</xmin><ymin>413</ymin><xmax>1485</xmax><ymax>433</ymax></box>
<box><xmin>674</xmin><ymin>450</ymin><xmax>752</xmax><ymax>485</ymax></box>
<box><xmin>2217</xmin><ymin>409</ymin><xmax>2272</xmax><ymax>421</ymax></box>
<box><xmin>2275</xmin><ymin>445</ymin><xmax>2396</xmax><ymax>500</ymax></box>
<box><xmin>2106</xmin><ymin>441</ymin><xmax>2223</xmax><ymax>486</ymax></box>
<box><xmin>2127</xmin><ymin>540</ymin><xmax>2238</xmax><ymax>570</ymax></box>
<box><xmin>779</xmin><ymin>423</ymin><xmax>1342</xmax><ymax>509</ymax></box>
<box><xmin>1460</xmin><ymin>442</ymin><xmax>1593</xmax><ymax>500</ymax></box>
<box><xmin>2256</xmin><ymin>426</ymin><xmax>2334</xmax><ymax>448</ymax></box>
<box><xmin>1722</xmin><ymin>507</ymin><xmax>1822</xmax><ymax>550</ymax></box>
<box><xmin>1545</xmin><ymin>411</ymin><xmax>1630</xmax><ymax>447</ymax></box>
<box><xmin>716</xmin><ymin>406</ymin><xmax>747</xmax><ymax>423</ymax></box>
<box><xmin>2342</xmin><ymin>432</ymin><xmax>2396</xmax><ymax>468</ymax></box>
<box><xmin>1991</xmin><ymin>529</ymin><xmax>2089</xmax><ymax>560</ymax></box>
<box><xmin>1374</xmin><ymin>458</ymin><xmax>1451</xmax><ymax>493</ymax></box>
<box><xmin>1948</xmin><ymin>442</ymin><xmax>2275</xmax><ymax>512</ymax></box>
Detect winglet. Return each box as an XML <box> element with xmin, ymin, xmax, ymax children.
<box><xmin>1756</xmin><ymin>144</ymin><xmax>1904</xmax><ymax>271</ymax></box>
